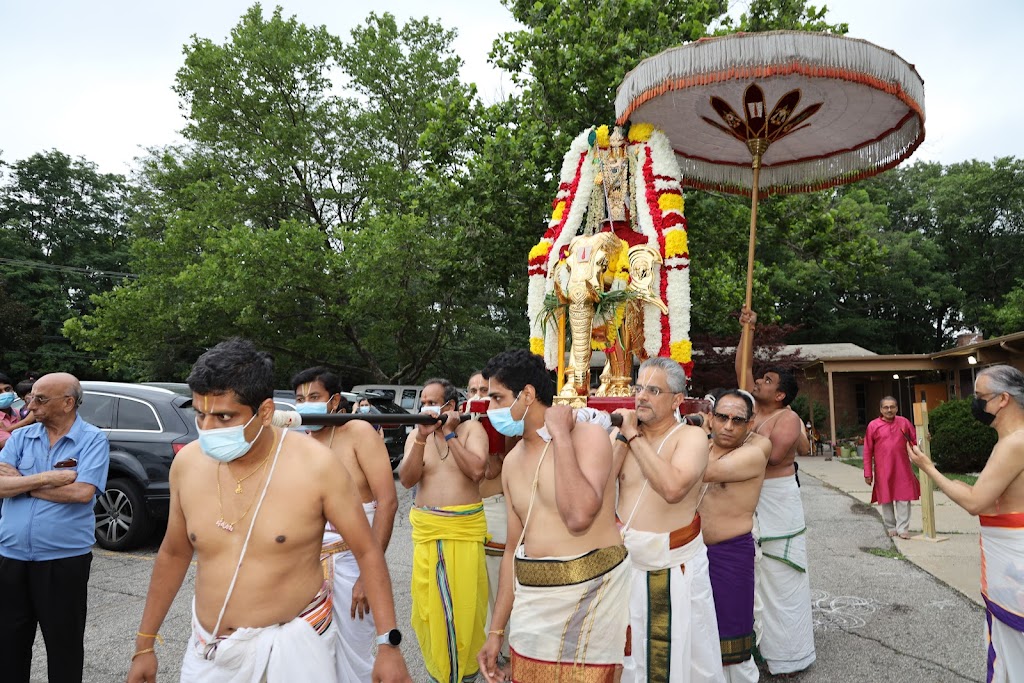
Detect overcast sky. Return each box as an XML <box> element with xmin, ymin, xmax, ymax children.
<box><xmin>2</xmin><ymin>0</ymin><xmax>1020</xmax><ymax>175</ymax></box>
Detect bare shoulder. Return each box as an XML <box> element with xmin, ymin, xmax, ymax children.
<box><xmin>169</xmin><ymin>441</ymin><xmax>207</xmax><ymax>477</ymax></box>
<box><xmin>344</xmin><ymin>419</ymin><xmax>383</xmax><ymax>442</ymax></box>
<box><xmin>284</xmin><ymin>430</ymin><xmax>336</xmax><ymax>470</ymax></box>
<box><xmin>780</xmin><ymin>409</ymin><xmax>803</xmax><ymax>428</ymax></box>
<box><xmin>456</xmin><ymin>419</ymin><xmax>486</xmax><ymax>438</ymax></box>
<box><xmin>748</xmin><ymin>432</ymin><xmax>772</xmax><ymax>458</ymax></box>
<box><xmin>995</xmin><ymin>430</ymin><xmax>1024</xmax><ymax>460</ymax></box>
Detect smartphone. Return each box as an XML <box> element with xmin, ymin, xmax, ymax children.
<box><xmin>901</xmin><ymin>430</ymin><xmax>913</xmax><ymax>443</ymax></box>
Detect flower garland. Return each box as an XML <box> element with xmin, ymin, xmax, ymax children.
<box><xmin>527</xmin><ymin>123</ymin><xmax>693</xmax><ymax>377</ymax></box>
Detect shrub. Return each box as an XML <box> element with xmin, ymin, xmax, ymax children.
<box><xmin>790</xmin><ymin>395</ymin><xmax>828</xmax><ymax>430</ymax></box>
<box><xmin>928</xmin><ymin>398</ymin><xmax>998</xmax><ymax>473</ymax></box>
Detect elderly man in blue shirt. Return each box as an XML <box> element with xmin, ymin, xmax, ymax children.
<box><xmin>0</xmin><ymin>372</ymin><xmax>110</xmax><ymax>683</ymax></box>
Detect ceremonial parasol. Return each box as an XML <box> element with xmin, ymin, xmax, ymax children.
<box><xmin>615</xmin><ymin>31</ymin><xmax>925</xmax><ymax>388</ymax></box>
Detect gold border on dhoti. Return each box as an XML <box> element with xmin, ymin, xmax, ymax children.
<box><xmin>719</xmin><ymin>632</ymin><xmax>755</xmax><ymax>665</ymax></box>
<box><xmin>484</xmin><ymin>541</ymin><xmax>506</xmax><ymax>557</ymax></box>
<box><xmin>514</xmin><ymin>545</ymin><xmax>628</xmax><ymax>587</ymax></box>
<box><xmin>510</xmin><ymin>647</ymin><xmax>620</xmax><ymax>682</ymax></box>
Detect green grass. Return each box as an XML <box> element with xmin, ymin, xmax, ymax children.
<box><xmin>866</xmin><ymin>547</ymin><xmax>905</xmax><ymax>560</ymax></box>
<box><xmin>837</xmin><ymin>456</ymin><xmax>978</xmax><ymax>486</ymax></box>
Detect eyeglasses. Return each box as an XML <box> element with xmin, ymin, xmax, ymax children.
<box><xmin>713</xmin><ymin>412</ymin><xmax>750</xmax><ymax>426</ymax></box>
<box><xmin>28</xmin><ymin>394</ymin><xmax>73</xmax><ymax>405</ymax></box>
<box><xmin>975</xmin><ymin>392</ymin><xmax>1000</xmax><ymax>403</ymax></box>
<box><xmin>630</xmin><ymin>384</ymin><xmax>676</xmax><ymax>398</ymax></box>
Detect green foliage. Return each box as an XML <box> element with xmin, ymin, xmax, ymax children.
<box><xmin>0</xmin><ymin>151</ymin><xmax>131</xmax><ymax>378</ymax></box>
<box><xmin>928</xmin><ymin>398</ymin><xmax>998</xmax><ymax>473</ymax></box>
<box><xmin>790</xmin><ymin>395</ymin><xmax>828</xmax><ymax>429</ymax></box>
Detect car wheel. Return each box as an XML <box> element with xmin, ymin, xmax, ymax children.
<box><xmin>94</xmin><ymin>478</ymin><xmax>152</xmax><ymax>551</ymax></box>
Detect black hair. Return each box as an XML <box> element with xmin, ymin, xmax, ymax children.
<box><xmin>423</xmin><ymin>377</ymin><xmax>459</xmax><ymax>406</ymax></box>
<box><xmin>0</xmin><ymin>373</ymin><xmax>10</xmax><ymax>387</ymax></box>
<box><xmin>482</xmin><ymin>349</ymin><xmax>554</xmax><ymax>406</ymax></box>
<box><xmin>186</xmin><ymin>338</ymin><xmax>274</xmax><ymax>413</ymax></box>
<box><xmin>14</xmin><ymin>380</ymin><xmax>34</xmax><ymax>398</ymax></box>
<box><xmin>765</xmin><ymin>366</ymin><xmax>799</xmax><ymax>407</ymax></box>
<box><xmin>716</xmin><ymin>389</ymin><xmax>754</xmax><ymax>419</ymax></box>
<box><xmin>290</xmin><ymin>366</ymin><xmax>343</xmax><ymax>397</ymax></box>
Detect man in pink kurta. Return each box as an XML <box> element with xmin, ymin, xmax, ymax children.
<box><xmin>864</xmin><ymin>396</ymin><xmax>920</xmax><ymax>538</ymax></box>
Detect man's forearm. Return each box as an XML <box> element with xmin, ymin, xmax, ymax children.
<box><xmin>136</xmin><ymin>548</ymin><xmax>193</xmax><ymax>650</ymax></box>
<box><xmin>30</xmin><ymin>482</ymin><xmax>94</xmax><ymax>504</ymax></box>
<box><xmin>372</xmin><ymin>500</ymin><xmax>398</xmax><ymax>552</ymax></box>
<box><xmin>353</xmin><ymin>548</ymin><xmax>398</xmax><ymax>630</ymax></box>
<box><xmin>924</xmin><ymin>464</ymin><xmax>975</xmax><ymax>509</ymax></box>
<box><xmin>0</xmin><ymin>472</ymin><xmax>52</xmax><ymax>498</ymax></box>
<box><xmin>450</xmin><ymin>440</ymin><xmax>485</xmax><ymax>482</ymax></box>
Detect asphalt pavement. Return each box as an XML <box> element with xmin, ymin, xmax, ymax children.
<box><xmin>29</xmin><ymin>470</ymin><xmax>986</xmax><ymax>682</ymax></box>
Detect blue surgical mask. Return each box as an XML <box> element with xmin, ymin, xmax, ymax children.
<box><xmin>196</xmin><ymin>413</ymin><xmax>264</xmax><ymax>462</ymax></box>
<box><xmin>421</xmin><ymin>401</ymin><xmax>450</xmax><ymax>418</ymax></box>
<box><xmin>488</xmin><ymin>392</ymin><xmax>529</xmax><ymax>437</ymax></box>
<box><xmin>0</xmin><ymin>392</ymin><xmax>15</xmax><ymax>409</ymax></box>
<box><xmin>358</xmin><ymin>405</ymin><xmax>371</xmax><ymax>414</ymax></box>
<box><xmin>296</xmin><ymin>401</ymin><xmax>329</xmax><ymax>431</ymax></box>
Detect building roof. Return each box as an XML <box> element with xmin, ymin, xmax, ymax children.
<box><xmin>779</xmin><ymin>343</ymin><xmax>877</xmax><ymax>360</ymax></box>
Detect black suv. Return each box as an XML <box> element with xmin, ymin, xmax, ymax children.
<box><xmin>357</xmin><ymin>393</ymin><xmax>412</xmax><ymax>470</ymax></box>
<box><xmin>79</xmin><ymin>382</ymin><xmax>197</xmax><ymax>550</ymax></box>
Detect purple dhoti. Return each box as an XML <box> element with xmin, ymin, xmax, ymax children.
<box><xmin>707</xmin><ymin>533</ymin><xmax>756</xmax><ymax>667</ymax></box>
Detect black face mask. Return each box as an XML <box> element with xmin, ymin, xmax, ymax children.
<box><xmin>971</xmin><ymin>396</ymin><xmax>997</xmax><ymax>426</ymax></box>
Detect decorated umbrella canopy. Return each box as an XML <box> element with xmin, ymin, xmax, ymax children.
<box><xmin>614</xmin><ymin>30</ymin><xmax>925</xmax><ymax>387</ymax></box>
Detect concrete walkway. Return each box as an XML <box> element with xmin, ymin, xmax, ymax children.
<box><xmin>798</xmin><ymin>454</ymin><xmax>983</xmax><ymax>607</ymax></box>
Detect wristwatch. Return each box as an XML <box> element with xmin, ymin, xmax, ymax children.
<box><xmin>374</xmin><ymin>628</ymin><xmax>402</xmax><ymax>655</ymax></box>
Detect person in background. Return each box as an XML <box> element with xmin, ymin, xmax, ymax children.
<box><xmin>864</xmin><ymin>396</ymin><xmax>919</xmax><ymax>539</ymax></box>
<box><xmin>0</xmin><ymin>373</ymin><xmax>19</xmax><ymax>449</ymax></box>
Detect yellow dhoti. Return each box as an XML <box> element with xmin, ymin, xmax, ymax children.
<box><xmin>410</xmin><ymin>503</ymin><xmax>488</xmax><ymax>683</ymax></box>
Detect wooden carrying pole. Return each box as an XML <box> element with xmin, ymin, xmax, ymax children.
<box><xmin>739</xmin><ymin>146</ymin><xmax>765</xmax><ymax>391</ymax></box>
<box><xmin>912</xmin><ymin>400</ymin><xmax>947</xmax><ymax>543</ymax></box>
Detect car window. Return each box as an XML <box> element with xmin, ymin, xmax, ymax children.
<box><xmin>79</xmin><ymin>393</ymin><xmax>116</xmax><ymax>429</ymax></box>
<box><xmin>400</xmin><ymin>389</ymin><xmax>418</xmax><ymax>410</ymax></box>
<box><xmin>116</xmin><ymin>397</ymin><xmax>161</xmax><ymax>431</ymax></box>
<box><xmin>372</xmin><ymin>389</ymin><xmax>395</xmax><ymax>401</ymax></box>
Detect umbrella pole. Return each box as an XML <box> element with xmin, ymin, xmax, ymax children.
<box><xmin>740</xmin><ymin>142</ymin><xmax>767</xmax><ymax>391</ymax></box>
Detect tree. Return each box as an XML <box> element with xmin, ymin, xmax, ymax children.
<box><xmin>0</xmin><ymin>151</ymin><xmax>131</xmax><ymax>378</ymax></box>
<box><xmin>67</xmin><ymin>7</ymin><xmax>497</xmax><ymax>385</ymax></box>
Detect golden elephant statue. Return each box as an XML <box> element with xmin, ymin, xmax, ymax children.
<box><xmin>553</xmin><ymin>232</ymin><xmax>624</xmax><ymax>398</ymax></box>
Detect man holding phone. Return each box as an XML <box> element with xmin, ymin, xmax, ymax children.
<box><xmin>864</xmin><ymin>396</ymin><xmax>919</xmax><ymax>539</ymax></box>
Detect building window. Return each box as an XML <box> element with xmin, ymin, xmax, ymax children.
<box><xmin>855</xmin><ymin>383</ymin><xmax>867</xmax><ymax>425</ymax></box>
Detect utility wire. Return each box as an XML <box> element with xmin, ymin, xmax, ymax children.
<box><xmin>0</xmin><ymin>257</ymin><xmax>138</xmax><ymax>280</ymax></box>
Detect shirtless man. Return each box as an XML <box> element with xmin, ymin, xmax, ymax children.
<box><xmin>699</xmin><ymin>390</ymin><xmax>771</xmax><ymax>683</ymax></box>
<box><xmin>614</xmin><ymin>357</ymin><xmax>723</xmax><ymax>682</ymax></box>
<box><xmin>398</xmin><ymin>378</ymin><xmax>488</xmax><ymax>683</ymax></box>
<box><xmin>909</xmin><ymin>365</ymin><xmax>1024</xmax><ymax>680</ymax></box>
<box><xmin>291</xmin><ymin>366</ymin><xmax>398</xmax><ymax>682</ymax></box>
<box><xmin>467</xmin><ymin>369</ymin><xmax>512</xmax><ymax>665</ymax></box>
<box><xmin>477</xmin><ymin>349</ymin><xmax>628</xmax><ymax>683</ymax></box>
<box><xmin>736</xmin><ymin>309</ymin><xmax>816</xmax><ymax>676</ymax></box>
<box><xmin>127</xmin><ymin>339</ymin><xmax>409</xmax><ymax>683</ymax></box>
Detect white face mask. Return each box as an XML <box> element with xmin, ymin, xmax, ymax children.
<box><xmin>421</xmin><ymin>401</ymin><xmax>450</xmax><ymax>417</ymax></box>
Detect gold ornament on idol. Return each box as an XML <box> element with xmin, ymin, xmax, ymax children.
<box><xmin>215</xmin><ymin>429</ymin><xmax>276</xmax><ymax>532</ymax></box>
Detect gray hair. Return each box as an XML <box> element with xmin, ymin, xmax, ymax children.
<box><xmin>423</xmin><ymin>377</ymin><xmax>460</xmax><ymax>405</ymax></box>
<box><xmin>880</xmin><ymin>395</ymin><xmax>897</xmax><ymax>408</ymax></box>
<box><xmin>637</xmin><ymin>357</ymin><xmax>687</xmax><ymax>395</ymax></box>
<box><xmin>978</xmin><ymin>365</ymin><xmax>1024</xmax><ymax>408</ymax></box>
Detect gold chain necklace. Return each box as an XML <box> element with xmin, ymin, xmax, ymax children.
<box><xmin>215</xmin><ymin>431</ymin><xmax>276</xmax><ymax>532</ymax></box>
<box><xmin>433</xmin><ymin>431</ymin><xmax>451</xmax><ymax>461</ymax></box>
<box><xmin>227</xmin><ymin>443</ymin><xmax>274</xmax><ymax>495</ymax></box>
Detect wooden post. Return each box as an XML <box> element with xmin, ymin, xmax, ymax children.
<box><xmin>826</xmin><ymin>370</ymin><xmax>837</xmax><ymax>460</ymax></box>
<box><xmin>912</xmin><ymin>400</ymin><xmax>947</xmax><ymax>543</ymax></box>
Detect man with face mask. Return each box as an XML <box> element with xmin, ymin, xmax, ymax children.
<box><xmin>909</xmin><ymin>365</ymin><xmax>1024</xmax><ymax>681</ymax></box>
<box><xmin>291</xmin><ymin>367</ymin><xmax>397</xmax><ymax>682</ymax></box>
<box><xmin>699</xmin><ymin>390</ymin><xmax>771</xmax><ymax>683</ymax></box>
<box><xmin>864</xmin><ymin>396</ymin><xmax>919</xmax><ymax>539</ymax></box>
<box><xmin>128</xmin><ymin>339</ymin><xmax>411</xmax><ymax>683</ymax></box>
<box><xmin>0</xmin><ymin>373</ymin><xmax>19</xmax><ymax>449</ymax></box>
<box><xmin>398</xmin><ymin>378</ymin><xmax>488</xmax><ymax>683</ymax></box>
<box><xmin>477</xmin><ymin>350</ymin><xmax>627</xmax><ymax>683</ymax></box>
<box><xmin>613</xmin><ymin>357</ymin><xmax>724</xmax><ymax>683</ymax></box>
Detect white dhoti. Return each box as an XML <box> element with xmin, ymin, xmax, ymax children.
<box><xmin>509</xmin><ymin>544</ymin><xmax>630</xmax><ymax>681</ymax></box>
<box><xmin>180</xmin><ymin>586</ymin><xmax>337</xmax><ymax>683</ymax></box>
<box><xmin>754</xmin><ymin>475</ymin><xmax>816</xmax><ymax>675</ymax></box>
<box><xmin>482</xmin><ymin>492</ymin><xmax>510</xmax><ymax>659</ymax></box>
<box><xmin>980</xmin><ymin>513</ymin><xmax>1024</xmax><ymax>682</ymax></box>
<box><xmin>322</xmin><ymin>501</ymin><xmax>377</xmax><ymax>682</ymax></box>
<box><xmin>622</xmin><ymin>515</ymin><xmax>725</xmax><ymax>683</ymax></box>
